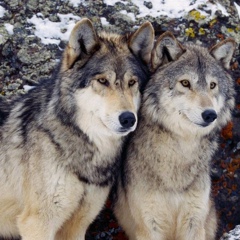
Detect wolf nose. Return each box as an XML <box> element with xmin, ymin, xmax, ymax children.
<box><xmin>202</xmin><ymin>110</ymin><xmax>217</xmax><ymax>123</ymax></box>
<box><xmin>119</xmin><ymin>112</ymin><xmax>136</xmax><ymax>128</ymax></box>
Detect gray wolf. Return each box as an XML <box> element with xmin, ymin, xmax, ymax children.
<box><xmin>0</xmin><ymin>18</ymin><xmax>154</xmax><ymax>240</ymax></box>
<box><xmin>114</xmin><ymin>32</ymin><xmax>236</xmax><ymax>240</ymax></box>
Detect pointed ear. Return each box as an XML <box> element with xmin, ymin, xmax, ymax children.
<box><xmin>129</xmin><ymin>22</ymin><xmax>154</xmax><ymax>64</ymax></box>
<box><xmin>151</xmin><ymin>31</ymin><xmax>186</xmax><ymax>71</ymax></box>
<box><xmin>61</xmin><ymin>18</ymin><xmax>99</xmax><ymax>72</ymax></box>
<box><xmin>210</xmin><ymin>38</ymin><xmax>236</xmax><ymax>69</ymax></box>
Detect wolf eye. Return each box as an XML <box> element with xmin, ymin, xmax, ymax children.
<box><xmin>180</xmin><ymin>80</ymin><xmax>191</xmax><ymax>88</ymax></box>
<box><xmin>128</xmin><ymin>79</ymin><xmax>136</xmax><ymax>87</ymax></box>
<box><xmin>210</xmin><ymin>82</ymin><xmax>217</xmax><ymax>89</ymax></box>
<box><xmin>97</xmin><ymin>78</ymin><xmax>109</xmax><ymax>86</ymax></box>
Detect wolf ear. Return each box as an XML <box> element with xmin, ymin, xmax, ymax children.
<box><xmin>210</xmin><ymin>39</ymin><xmax>236</xmax><ymax>69</ymax></box>
<box><xmin>61</xmin><ymin>18</ymin><xmax>99</xmax><ymax>72</ymax></box>
<box><xmin>129</xmin><ymin>22</ymin><xmax>154</xmax><ymax>64</ymax></box>
<box><xmin>151</xmin><ymin>31</ymin><xmax>185</xmax><ymax>71</ymax></box>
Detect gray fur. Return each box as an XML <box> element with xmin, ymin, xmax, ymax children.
<box><xmin>0</xmin><ymin>19</ymin><xmax>154</xmax><ymax>240</ymax></box>
<box><xmin>114</xmin><ymin>33</ymin><xmax>236</xmax><ymax>240</ymax></box>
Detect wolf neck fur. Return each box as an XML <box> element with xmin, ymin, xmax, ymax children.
<box><xmin>139</xmin><ymin>115</ymin><xmax>216</xmax><ymax>165</ymax></box>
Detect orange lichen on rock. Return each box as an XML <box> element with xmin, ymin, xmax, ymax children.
<box><xmin>221</xmin><ymin>122</ymin><xmax>233</xmax><ymax>139</ymax></box>
<box><xmin>236</xmin><ymin>78</ymin><xmax>240</xmax><ymax>85</ymax></box>
<box><xmin>231</xmin><ymin>62</ymin><xmax>239</xmax><ymax>70</ymax></box>
<box><xmin>216</xmin><ymin>33</ymin><xmax>225</xmax><ymax>40</ymax></box>
<box><xmin>227</xmin><ymin>158</ymin><xmax>240</xmax><ymax>175</ymax></box>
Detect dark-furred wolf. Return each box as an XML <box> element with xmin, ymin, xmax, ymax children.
<box><xmin>0</xmin><ymin>19</ymin><xmax>154</xmax><ymax>239</ymax></box>
<box><xmin>114</xmin><ymin>32</ymin><xmax>236</xmax><ymax>240</ymax></box>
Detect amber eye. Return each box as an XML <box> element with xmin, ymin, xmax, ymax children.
<box><xmin>129</xmin><ymin>79</ymin><xmax>136</xmax><ymax>87</ymax></box>
<box><xmin>210</xmin><ymin>82</ymin><xmax>217</xmax><ymax>89</ymax></box>
<box><xmin>97</xmin><ymin>78</ymin><xmax>109</xmax><ymax>86</ymax></box>
<box><xmin>180</xmin><ymin>80</ymin><xmax>191</xmax><ymax>88</ymax></box>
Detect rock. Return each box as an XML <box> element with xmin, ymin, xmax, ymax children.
<box><xmin>0</xmin><ymin>26</ymin><xmax>9</xmax><ymax>45</ymax></box>
<box><xmin>8</xmin><ymin>0</ymin><xmax>19</xmax><ymax>10</ymax></box>
<box><xmin>221</xmin><ymin>225</ymin><xmax>240</xmax><ymax>240</ymax></box>
<box><xmin>26</xmin><ymin>0</ymin><xmax>39</xmax><ymax>11</ymax></box>
<box><xmin>17</xmin><ymin>43</ymin><xmax>51</xmax><ymax>65</ymax></box>
<box><xmin>144</xmin><ymin>1</ymin><xmax>153</xmax><ymax>9</ymax></box>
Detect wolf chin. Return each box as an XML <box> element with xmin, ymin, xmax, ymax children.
<box><xmin>0</xmin><ymin>18</ymin><xmax>154</xmax><ymax>240</ymax></box>
<box><xmin>114</xmin><ymin>32</ymin><xmax>236</xmax><ymax>240</ymax></box>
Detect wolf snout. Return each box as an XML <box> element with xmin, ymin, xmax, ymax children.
<box><xmin>201</xmin><ymin>109</ymin><xmax>217</xmax><ymax>124</ymax></box>
<box><xmin>119</xmin><ymin>111</ymin><xmax>136</xmax><ymax>129</ymax></box>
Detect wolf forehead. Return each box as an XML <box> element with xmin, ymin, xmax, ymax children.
<box><xmin>162</xmin><ymin>44</ymin><xmax>232</xmax><ymax>90</ymax></box>
<box><xmin>63</xmin><ymin>32</ymin><xmax>149</xmax><ymax>89</ymax></box>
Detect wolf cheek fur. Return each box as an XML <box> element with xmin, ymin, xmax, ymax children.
<box><xmin>114</xmin><ymin>32</ymin><xmax>236</xmax><ymax>240</ymax></box>
<box><xmin>0</xmin><ymin>19</ymin><xmax>154</xmax><ymax>239</ymax></box>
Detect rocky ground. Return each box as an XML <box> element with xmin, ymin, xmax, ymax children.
<box><xmin>0</xmin><ymin>0</ymin><xmax>239</xmax><ymax>239</ymax></box>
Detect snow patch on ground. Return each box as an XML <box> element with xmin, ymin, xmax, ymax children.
<box><xmin>221</xmin><ymin>225</ymin><xmax>240</xmax><ymax>240</ymax></box>
<box><xmin>234</xmin><ymin>2</ymin><xmax>240</xmax><ymax>18</ymax></box>
<box><xmin>23</xmin><ymin>85</ymin><xmax>36</xmax><ymax>92</ymax></box>
<box><xmin>103</xmin><ymin>0</ymin><xmax>229</xmax><ymax>19</ymax></box>
<box><xmin>4</xmin><ymin>23</ymin><xmax>14</xmax><ymax>35</ymax></box>
<box><xmin>0</xmin><ymin>5</ymin><xmax>6</xmax><ymax>18</ymax></box>
<box><xmin>120</xmin><ymin>10</ymin><xmax>136</xmax><ymax>21</ymax></box>
<box><xmin>100</xmin><ymin>17</ymin><xmax>110</xmax><ymax>25</ymax></box>
<box><xmin>103</xmin><ymin>0</ymin><xmax>122</xmax><ymax>6</ymax></box>
<box><xmin>27</xmin><ymin>13</ymin><xmax>81</xmax><ymax>45</ymax></box>
<box><xmin>26</xmin><ymin>0</ymin><xmax>234</xmax><ymax>45</ymax></box>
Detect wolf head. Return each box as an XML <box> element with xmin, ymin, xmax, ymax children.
<box><xmin>56</xmin><ymin>18</ymin><xmax>154</xmax><ymax>138</ymax></box>
<box><xmin>144</xmin><ymin>32</ymin><xmax>236</xmax><ymax>137</ymax></box>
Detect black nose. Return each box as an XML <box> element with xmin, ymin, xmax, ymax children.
<box><xmin>202</xmin><ymin>109</ymin><xmax>217</xmax><ymax>123</ymax></box>
<box><xmin>119</xmin><ymin>112</ymin><xmax>136</xmax><ymax>128</ymax></box>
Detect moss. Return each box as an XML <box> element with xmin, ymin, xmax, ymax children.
<box><xmin>198</xmin><ymin>27</ymin><xmax>206</xmax><ymax>35</ymax></box>
<box><xmin>209</xmin><ymin>19</ymin><xmax>217</xmax><ymax>27</ymax></box>
<box><xmin>227</xmin><ymin>28</ymin><xmax>234</xmax><ymax>33</ymax></box>
<box><xmin>185</xmin><ymin>27</ymin><xmax>195</xmax><ymax>38</ymax></box>
<box><xmin>189</xmin><ymin>10</ymin><xmax>206</xmax><ymax>21</ymax></box>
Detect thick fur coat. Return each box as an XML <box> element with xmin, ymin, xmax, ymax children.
<box><xmin>114</xmin><ymin>32</ymin><xmax>236</xmax><ymax>240</ymax></box>
<box><xmin>0</xmin><ymin>19</ymin><xmax>154</xmax><ymax>240</ymax></box>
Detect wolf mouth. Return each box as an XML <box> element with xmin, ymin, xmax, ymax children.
<box><xmin>181</xmin><ymin>111</ymin><xmax>216</xmax><ymax>128</ymax></box>
<box><xmin>195</xmin><ymin>122</ymin><xmax>211</xmax><ymax>127</ymax></box>
<box><xmin>118</xmin><ymin>128</ymin><xmax>131</xmax><ymax>133</ymax></box>
<box><xmin>100</xmin><ymin>119</ymin><xmax>132</xmax><ymax>135</ymax></box>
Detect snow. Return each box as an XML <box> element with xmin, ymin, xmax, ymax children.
<box><xmin>102</xmin><ymin>0</ymin><xmax>230</xmax><ymax>19</ymax></box>
<box><xmin>0</xmin><ymin>5</ymin><xmax>6</xmax><ymax>18</ymax></box>
<box><xmin>128</xmin><ymin>0</ymin><xmax>229</xmax><ymax>19</ymax></box>
<box><xmin>100</xmin><ymin>17</ymin><xmax>110</xmax><ymax>26</ymax></box>
<box><xmin>27</xmin><ymin>13</ymin><xmax>81</xmax><ymax>45</ymax></box>
<box><xmin>23</xmin><ymin>85</ymin><xmax>36</xmax><ymax>92</ymax></box>
<box><xmin>221</xmin><ymin>225</ymin><xmax>240</xmax><ymax>240</ymax></box>
<box><xmin>26</xmin><ymin>0</ymin><xmax>234</xmax><ymax>45</ymax></box>
<box><xmin>103</xmin><ymin>0</ymin><xmax>121</xmax><ymax>6</ymax></box>
<box><xmin>120</xmin><ymin>10</ymin><xmax>136</xmax><ymax>21</ymax></box>
<box><xmin>234</xmin><ymin>2</ymin><xmax>240</xmax><ymax>18</ymax></box>
<box><xmin>4</xmin><ymin>23</ymin><xmax>14</xmax><ymax>35</ymax></box>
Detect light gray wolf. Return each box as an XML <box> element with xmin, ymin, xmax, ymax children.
<box><xmin>114</xmin><ymin>32</ymin><xmax>236</xmax><ymax>240</ymax></box>
<box><xmin>0</xmin><ymin>18</ymin><xmax>154</xmax><ymax>240</ymax></box>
